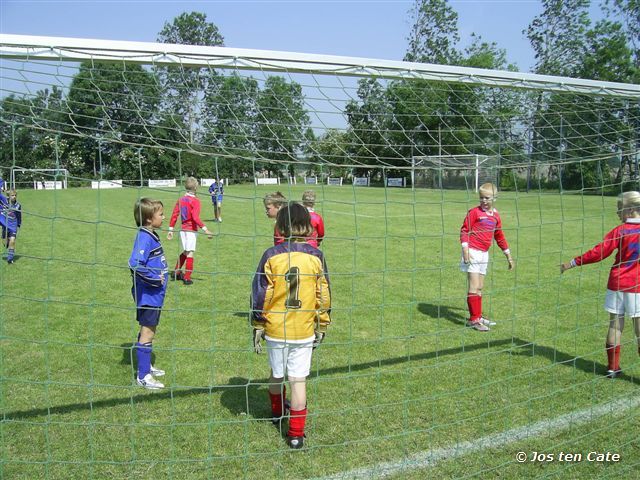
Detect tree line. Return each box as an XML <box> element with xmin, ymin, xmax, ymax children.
<box><xmin>0</xmin><ymin>2</ymin><xmax>638</xmax><ymax>190</ymax></box>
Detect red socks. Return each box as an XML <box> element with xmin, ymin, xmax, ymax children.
<box><xmin>174</xmin><ymin>253</ymin><xmax>187</xmax><ymax>271</ymax></box>
<box><xmin>269</xmin><ymin>385</ymin><xmax>287</xmax><ymax>417</ymax></box>
<box><xmin>467</xmin><ymin>293</ymin><xmax>482</xmax><ymax>322</ymax></box>
<box><xmin>288</xmin><ymin>408</ymin><xmax>307</xmax><ymax>438</ymax></box>
<box><xmin>184</xmin><ymin>257</ymin><xmax>194</xmax><ymax>281</ymax></box>
<box><xmin>606</xmin><ymin>343</ymin><xmax>621</xmax><ymax>371</ymax></box>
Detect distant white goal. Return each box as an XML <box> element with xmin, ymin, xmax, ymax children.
<box><xmin>413</xmin><ymin>154</ymin><xmax>498</xmax><ymax>191</ymax></box>
<box><xmin>10</xmin><ymin>167</ymin><xmax>69</xmax><ymax>190</ymax></box>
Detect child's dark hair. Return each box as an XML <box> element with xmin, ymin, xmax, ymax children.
<box><xmin>134</xmin><ymin>198</ymin><xmax>163</xmax><ymax>227</ymax></box>
<box><xmin>276</xmin><ymin>202</ymin><xmax>313</xmax><ymax>240</ymax></box>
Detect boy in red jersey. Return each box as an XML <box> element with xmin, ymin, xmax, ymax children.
<box><xmin>561</xmin><ymin>191</ymin><xmax>640</xmax><ymax>378</ymax></box>
<box><xmin>251</xmin><ymin>202</ymin><xmax>331</xmax><ymax>449</ymax></box>
<box><xmin>460</xmin><ymin>183</ymin><xmax>514</xmax><ymax>331</ymax></box>
<box><xmin>167</xmin><ymin>177</ymin><xmax>213</xmax><ymax>285</ymax></box>
<box><xmin>302</xmin><ymin>190</ymin><xmax>325</xmax><ymax>248</ymax></box>
<box><xmin>263</xmin><ymin>191</ymin><xmax>287</xmax><ymax>245</ymax></box>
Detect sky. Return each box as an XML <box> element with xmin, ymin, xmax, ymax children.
<box><xmin>0</xmin><ymin>0</ymin><xmax>554</xmax><ymax>74</ymax></box>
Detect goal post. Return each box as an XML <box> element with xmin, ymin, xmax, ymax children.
<box><xmin>414</xmin><ymin>154</ymin><xmax>498</xmax><ymax>191</ymax></box>
<box><xmin>10</xmin><ymin>167</ymin><xmax>69</xmax><ymax>190</ymax></box>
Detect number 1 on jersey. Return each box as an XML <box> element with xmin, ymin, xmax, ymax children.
<box><xmin>285</xmin><ymin>267</ymin><xmax>302</xmax><ymax>309</ymax></box>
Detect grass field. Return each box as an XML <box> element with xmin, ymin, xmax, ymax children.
<box><xmin>1</xmin><ymin>184</ymin><xmax>639</xmax><ymax>479</ymax></box>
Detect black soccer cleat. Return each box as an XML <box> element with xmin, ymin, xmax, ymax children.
<box><xmin>287</xmin><ymin>435</ymin><xmax>304</xmax><ymax>450</ymax></box>
<box><xmin>606</xmin><ymin>369</ymin><xmax>622</xmax><ymax>379</ymax></box>
<box><xmin>183</xmin><ymin>279</ymin><xmax>193</xmax><ymax>286</ymax></box>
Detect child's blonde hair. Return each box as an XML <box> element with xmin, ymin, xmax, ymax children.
<box><xmin>302</xmin><ymin>190</ymin><xmax>316</xmax><ymax>207</ymax></box>
<box><xmin>618</xmin><ymin>191</ymin><xmax>640</xmax><ymax>210</ymax></box>
<box><xmin>184</xmin><ymin>176</ymin><xmax>198</xmax><ymax>192</ymax></box>
<box><xmin>263</xmin><ymin>191</ymin><xmax>287</xmax><ymax>208</ymax></box>
<box><xmin>134</xmin><ymin>198</ymin><xmax>163</xmax><ymax>227</ymax></box>
<box><xmin>276</xmin><ymin>202</ymin><xmax>313</xmax><ymax>240</ymax></box>
<box><xmin>479</xmin><ymin>183</ymin><xmax>498</xmax><ymax>198</ymax></box>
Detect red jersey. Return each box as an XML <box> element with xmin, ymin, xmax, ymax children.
<box><xmin>169</xmin><ymin>192</ymin><xmax>205</xmax><ymax>232</ymax></box>
<box><xmin>460</xmin><ymin>206</ymin><xmax>509</xmax><ymax>253</ymax></box>
<box><xmin>274</xmin><ymin>225</ymin><xmax>285</xmax><ymax>245</ymax></box>
<box><xmin>308</xmin><ymin>210</ymin><xmax>325</xmax><ymax>248</ymax></box>
<box><xmin>573</xmin><ymin>219</ymin><xmax>640</xmax><ymax>293</ymax></box>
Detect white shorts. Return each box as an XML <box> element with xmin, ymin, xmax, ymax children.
<box><xmin>266</xmin><ymin>339</ymin><xmax>314</xmax><ymax>378</ymax></box>
<box><xmin>604</xmin><ymin>289</ymin><xmax>640</xmax><ymax>316</ymax></box>
<box><xmin>460</xmin><ymin>248</ymin><xmax>489</xmax><ymax>275</ymax></box>
<box><xmin>179</xmin><ymin>231</ymin><xmax>197</xmax><ymax>252</ymax></box>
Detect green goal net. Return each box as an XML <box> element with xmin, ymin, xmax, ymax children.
<box><xmin>1</xmin><ymin>34</ymin><xmax>640</xmax><ymax>479</ymax></box>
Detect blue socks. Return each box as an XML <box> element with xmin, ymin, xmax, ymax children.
<box><xmin>136</xmin><ymin>342</ymin><xmax>152</xmax><ymax>379</ymax></box>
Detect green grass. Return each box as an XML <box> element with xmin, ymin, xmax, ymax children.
<box><xmin>1</xmin><ymin>184</ymin><xmax>639</xmax><ymax>479</ymax></box>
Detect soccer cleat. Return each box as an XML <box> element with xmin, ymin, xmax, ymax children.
<box><xmin>287</xmin><ymin>435</ymin><xmax>305</xmax><ymax>449</ymax></box>
<box><xmin>173</xmin><ymin>270</ymin><xmax>183</xmax><ymax>281</ymax></box>
<box><xmin>272</xmin><ymin>399</ymin><xmax>291</xmax><ymax>425</ymax></box>
<box><xmin>606</xmin><ymin>369</ymin><xmax>622</xmax><ymax>379</ymax></box>
<box><xmin>480</xmin><ymin>317</ymin><xmax>496</xmax><ymax>326</ymax></box>
<box><xmin>7</xmin><ymin>259</ymin><xmax>14</xmax><ymax>264</ymax></box>
<box><xmin>136</xmin><ymin>373</ymin><xmax>164</xmax><ymax>390</ymax></box>
<box><xmin>183</xmin><ymin>279</ymin><xmax>193</xmax><ymax>286</ymax></box>
<box><xmin>218</xmin><ymin>218</ymin><xmax>222</xmax><ymax>223</ymax></box>
<box><xmin>150</xmin><ymin>365</ymin><xmax>165</xmax><ymax>377</ymax></box>
<box><xmin>466</xmin><ymin>320</ymin><xmax>490</xmax><ymax>332</ymax></box>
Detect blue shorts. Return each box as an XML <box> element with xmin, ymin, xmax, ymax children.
<box><xmin>1</xmin><ymin>225</ymin><xmax>17</xmax><ymax>239</ymax></box>
<box><xmin>137</xmin><ymin>306</ymin><xmax>162</xmax><ymax>326</ymax></box>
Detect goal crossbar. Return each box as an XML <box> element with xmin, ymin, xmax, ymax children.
<box><xmin>1</xmin><ymin>34</ymin><xmax>639</xmax><ymax>97</ymax></box>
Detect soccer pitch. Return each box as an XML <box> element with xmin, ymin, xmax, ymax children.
<box><xmin>1</xmin><ymin>185</ymin><xmax>639</xmax><ymax>479</ymax></box>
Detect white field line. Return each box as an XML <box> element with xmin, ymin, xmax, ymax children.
<box><xmin>313</xmin><ymin>394</ymin><xmax>640</xmax><ymax>480</ymax></box>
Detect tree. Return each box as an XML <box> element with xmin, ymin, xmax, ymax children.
<box><xmin>525</xmin><ymin>0</ymin><xmax>591</xmax><ymax>77</ymax></box>
<box><xmin>65</xmin><ymin>61</ymin><xmax>160</xmax><ymax>178</ymax></box>
<box><xmin>203</xmin><ymin>73</ymin><xmax>259</xmax><ymax>179</ymax></box>
<box><xmin>156</xmin><ymin>12</ymin><xmax>225</xmax><ymax>145</ymax></box>
<box><xmin>405</xmin><ymin>0</ymin><xmax>460</xmax><ymax>65</ymax></box>
<box><xmin>255</xmin><ymin>76</ymin><xmax>310</xmax><ymax>176</ymax></box>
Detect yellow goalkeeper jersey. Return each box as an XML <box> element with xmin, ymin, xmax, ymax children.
<box><xmin>251</xmin><ymin>241</ymin><xmax>331</xmax><ymax>342</ymax></box>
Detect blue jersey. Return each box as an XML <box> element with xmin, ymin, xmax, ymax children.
<box><xmin>209</xmin><ymin>182</ymin><xmax>224</xmax><ymax>203</ymax></box>
<box><xmin>129</xmin><ymin>228</ymin><xmax>168</xmax><ymax>308</ymax></box>
<box><xmin>0</xmin><ymin>193</ymin><xmax>21</xmax><ymax>234</ymax></box>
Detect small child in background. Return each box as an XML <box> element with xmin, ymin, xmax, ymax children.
<box><xmin>301</xmin><ymin>190</ymin><xmax>325</xmax><ymax>248</ymax></box>
<box><xmin>0</xmin><ymin>189</ymin><xmax>22</xmax><ymax>264</ymax></box>
<box><xmin>263</xmin><ymin>191</ymin><xmax>287</xmax><ymax>245</ymax></box>
<box><xmin>208</xmin><ymin>179</ymin><xmax>225</xmax><ymax>223</ymax></box>
<box><xmin>460</xmin><ymin>182</ymin><xmax>514</xmax><ymax>331</ymax></box>
<box><xmin>251</xmin><ymin>202</ymin><xmax>331</xmax><ymax>449</ymax></box>
<box><xmin>129</xmin><ymin>198</ymin><xmax>168</xmax><ymax>390</ymax></box>
<box><xmin>561</xmin><ymin>191</ymin><xmax>640</xmax><ymax>378</ymax></box>
<box><xmin>167</xmin><ymin>177</ymin><xmax>214</xmax><ymax>285</ymax></box>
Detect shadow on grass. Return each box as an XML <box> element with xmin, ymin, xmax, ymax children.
<box><xmin>417</xmin><ymin>302</ymin><xmax>467</xmax><ymax>326</ymax></box>
<box><xmin>6</xmin><ymin>337</ymin><xmax>637</xmax><ymax>421</ymax></box>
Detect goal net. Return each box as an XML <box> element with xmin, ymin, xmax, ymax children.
<box><xmin>1</xmin><ymin>34</ymin><xmax>639</xmax><ymax>479</ymax></box>
<box><xmin>10</xmin><ymin>167</ymin><xmax>69</xmax><ymax>190</ymax></box>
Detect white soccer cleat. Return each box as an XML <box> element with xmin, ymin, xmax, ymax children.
<box><xmin>466</xmin><ymin>320</ymin><xmax>490</xmax><ymax>332</ymax></box>
<box><xmin>150</xmin><ymin>365</ymin><xmax>165</xmax><ymax>377</ymax></box>
<box><xmin>137</xmin><ymin>374</ymin><xmax>164</xmax><ymax>390</ymax></box>
<box><xmin>480</xmin><ymin>317</ymin><xmax>496</xmax><ymax>326</ymax></box>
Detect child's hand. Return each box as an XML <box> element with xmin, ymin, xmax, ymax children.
<box><xmin>506</xmin><ymin>255</ymin><xmax>514</xmax><ymax>270</ymax></box>
<box><xmin>462</xmin><ymin>247</ymin><xmax>470</xmax><ymax>264</ymax></box>
<box><xmin>252</xmin><ymin>328</ymin><xmax>265</xmax><ymax>354</ymax></box>
<box><xmin>203</xmin><ymin>228</ymin><xmax>214</xmax><ymax>239</ymax></box>
<box><xmin>560</xmin><ymin>262</ymin><xmax>572</xmax><ymax>274</ymax></box>
<box><xmin>167</xmin><ymin>231</ymin><xmax>174</xmax><ymax>240</ymax></box>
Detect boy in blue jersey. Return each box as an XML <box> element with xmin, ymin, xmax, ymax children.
<box><xmin>0</xmin><ymin>190</ymin><xmax>22</xmax><ymax>264</ymax></box>
<box><xmin>251</xmin><ymin>202</ymin><xmax>331</xmax><ymax>449</ymax></box>
<box><xmin>129</xmin><ymin>198</ymin><xmax>169</xmax><ymax>390</ymax></box>
<box><xmin>208</xmin><ymin>179</ymin><xmax>224</xmax><ymax>223</ymax></box>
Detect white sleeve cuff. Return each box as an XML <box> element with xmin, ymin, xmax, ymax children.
<box><xmin>461</xmin><ymin>242</ymin><xmax>469</xmax><ymax>248</ymax></box>
<box><xmin>503</xmin><ymin>249</ymin><xmax>510</xmax><ymax>255</ymax></box>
